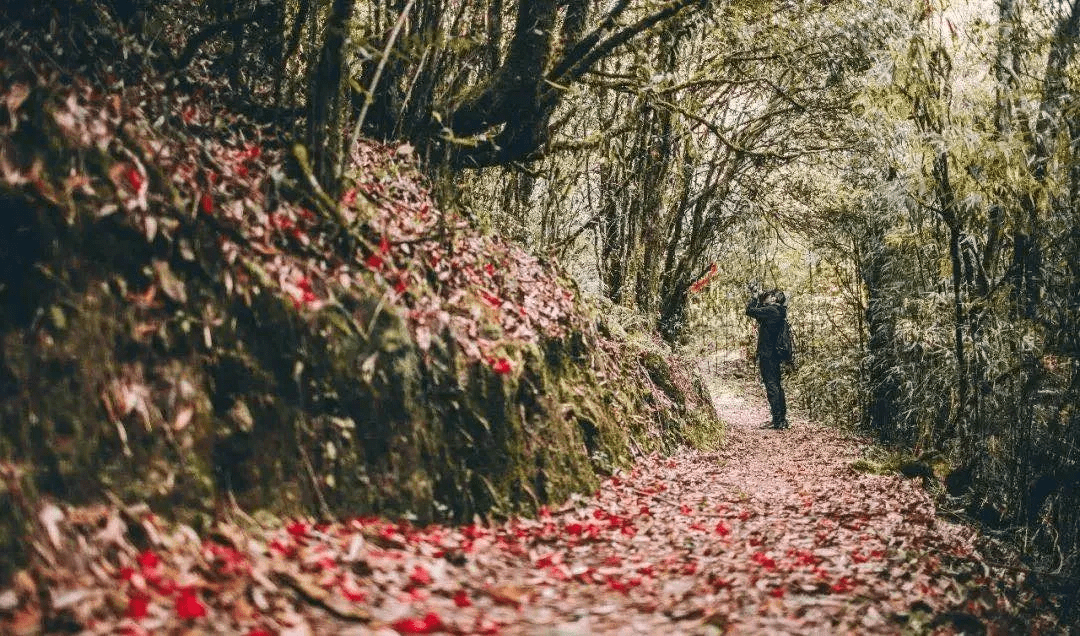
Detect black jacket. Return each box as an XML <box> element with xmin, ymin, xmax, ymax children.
<box><xmin>746</xmin><ymin>296</ymin><xmax>787</xmax><ymax>358</ymax></box>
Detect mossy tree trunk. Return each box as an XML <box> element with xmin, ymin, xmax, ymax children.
<box><xmin>307</xmin><ymin>0</ymin><xmax>356</xmax><ymax>197</ymax></box>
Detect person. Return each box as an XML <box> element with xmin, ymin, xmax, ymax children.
<box><xmin>745</xmin><ymin>288</ymin><xmax>789</xmax><ymax>429</ymax></box>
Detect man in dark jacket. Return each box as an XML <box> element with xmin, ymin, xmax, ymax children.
<box><xmin>746</xmin><ymin>289</ymin><xmax>789</xmax><ymax>429</ymax></box>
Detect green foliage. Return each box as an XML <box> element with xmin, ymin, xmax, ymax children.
<box><xmin>791</xmin><ymin>0</ymin><xmax>1080</xmax><ymax>595</ymax></box>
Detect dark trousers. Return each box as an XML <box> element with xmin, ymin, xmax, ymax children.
<box><xmin>758</xmin><ymin>354</ymin><xmax>786</xmax><ymax>424</ymax></box>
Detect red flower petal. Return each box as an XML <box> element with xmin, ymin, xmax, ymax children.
<box><xmin>286</xmin><ymin>521</ymin><xmax>309</xmax><ymax>538</ymax></box>
<box><xmin>125</xmin><ymin>166</ymin><xmax>144</xmax><ymax>192</ymax></box>
<box><xmin>136</xmin><ymin>550</ymin><xmax>160</xmax><ymax>571</ymax></box>
<box><xmin>391</xmin><ymin>612</ymin><xmax>443</xmax><ymax>634</ymax></box>
<box><xmin>199</xmin><ymin>192</ymin><xmax>213</xmax><ymax>214</ymax></box>
<box><xmin>751</xmin><ymin>551</ymin><xmax>777</xmax><ymax>570</ymax></box>
<box><xmin>365</xmin><ymin>254</ymin><xmax>384</xmax><ymax>270</ymax></box>
<box><xmin>341</xmin><ymin>578</ymin><xmax>367</xmax><ymax>602</ymax></box>
<box><xmin>488</xmin><ymin>357</ymin><xmax>512</xmax><ymax>375</ymax></box>
<box><xmin>153</xmin><ymin>578</ymin><xmax>177</xmax><ymax>595</ymax></box>
<box><xmin>714</xmin><ymin>522</ymin><xmax>730</xmax><ymax>536</ymax></box>
<box><xmin>831</xmin><ymin>577</ymin><xmax>855</xmax><ymax>593</ymax></box>
<box><xmin>126</xmin><ymin>592</ymin><xmax>150</xmax><ymax>619</ymax></box>
<box><xmin>175</xmin><ymin>588</ymin><xmax>206</xmax><ymax>620</ymax></box>
<box><xmin>453</xmin><ymin>590</ymin><xmax>472</xmax><ymax>607</ymax></box>
<box><xmin>379</xmin><ymin>236</ymin><xmax>391</xmax><ymax>254</ymax></box>
<box><xmin>409</xmin><ymin>565</ymin><xmax>433</xmax><ymax>587</ymax></box>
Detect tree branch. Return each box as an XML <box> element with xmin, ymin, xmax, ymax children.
<box><xmin>174</xmin><ymin>6</ymin><xmax>270</xmax><ymax>69</ymax></box>
<box><xmin>553</xmin><ymin>0</ymin><xmax>706</xmax><ymax>88</ymax></box>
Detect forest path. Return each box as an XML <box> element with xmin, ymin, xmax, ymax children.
<box><xmin>5</xmin><ymin>371</ymin><xmax>1055</xmax><ymax>635</ymax></box>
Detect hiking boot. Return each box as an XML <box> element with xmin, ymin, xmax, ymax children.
<box><xmin>772</xmin><ymin>420</ymin><xmax>790</xmax><ymax>430</ymax></box>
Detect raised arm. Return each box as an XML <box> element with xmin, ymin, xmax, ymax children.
<box><xmin>745</xmin><ymin>296</ymin><xmax>783</xmax><ymax>324</ymax></box>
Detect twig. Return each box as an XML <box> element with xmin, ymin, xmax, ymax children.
<box><xmin>343</xmin><ymin>0</ymin><xmax>415</xmax><ymax>182</ymax></box>
<box><xmin>297</xmin><ymin>430</ymin><xmax>331</xmax><ymax>520</ymax></box>
<box><xmin>271</xmin><ymin>566</ymin><xmax>372</xmax><ymax>622</ymax></box>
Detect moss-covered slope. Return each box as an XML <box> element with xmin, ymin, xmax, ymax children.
<box><xmin>0</xmin><ymin>33</ymin><xmax>718</xmax><ymax>575</ymax></box>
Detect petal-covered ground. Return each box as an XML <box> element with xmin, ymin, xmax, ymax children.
<box><xmin>0</xmin><ymin>376</ymin><xmax>1061</xmax><ymax>635</ymax></box>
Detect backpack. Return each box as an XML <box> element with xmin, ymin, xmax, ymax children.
<box><xmin>776</xmin><ymin>319</ymin><xmax>795</xmax><ymax>365</ymax></box>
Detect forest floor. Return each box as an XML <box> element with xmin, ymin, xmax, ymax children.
<box><xmin>2</xmin><ymin>364</ymin><xmax>1064</xmax><ymax>636</ymax></box>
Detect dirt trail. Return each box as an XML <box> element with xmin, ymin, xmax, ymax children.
<box><xmin>3</xmin><ymin>373</ymin><xmax>1058</xmax><ymax>635</ymax></box>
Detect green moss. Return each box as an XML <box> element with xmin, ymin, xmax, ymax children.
<box><xmin>0</xmin><ymin>89</ymin><xmax>722</xmax><ymax>579</ymax></box>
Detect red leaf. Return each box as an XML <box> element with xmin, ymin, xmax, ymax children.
<box><xmin>365</xmin><ymin>254</ymin><xmax>384</xmax><ymax>271</ymax></box>
<box><xmin>379</xmin><ymin>236</ymin><xmax>391</xmax><ymax>254</ymax></box>
<box><xmin>286</xmin><ymin>521</ymin><xmax>309</xmax><ymax>538</ymax></box>
<box><xmin>247</xmin><ymin>630</ymin><xmax>273</xmax><ymax>636</ymax></box>
<box><xmin>480</xmin><ymin>290</ymin><xmax>503</xmax><ymax>308</ymax></box>
<box><xmin>714</xmin><ymin>522</ymin><xmax>730</xmax><ymax>536</ymax></box>
<box><xmin>153</xmin><ymin>578</ymin><xmax>177</xmax><ymax>596</ymax></box>
<box><xmin>117</xmin><ymin>566</ymin><xmax>136</xmax><ymax>581</ymax></box>
<box><xmin>341</xmin><ymin>578</ymin><xmax>367</xmax><ymax>603</ymax></box>
<box><xmin>409</xmin><ymin>565</ymin><xmax>433</xmax><ymax>587</ymax></box>
<box><xmin>175</xmin><ymin>588</ymin><xmax>206</xmax><ymax>620</ymax></box>
<box><xmin>751</xmin><ymin>551</ymin><xmax>776</xmax><ymax>570</ymax></box>
<box><xmin>270</xmin><ymin>213</ymin><xmax>294</xmax><ymax>230</ymax></box>
<box><xmin>831</xmin><ymin>577</ymin><xmax>855</xmax><ymax>594</ymax></box>
<box><xmin>453</xmin><ymin>590</ymin><xmax>472</xmax><ymax>607</ymax></box>
<box><xmin>125</xmin><ymin>166</ymin><xmax>144</xmax><ymax>192</ymax></box>
<box><xmin>391</xmin><ymin>612</ymin><xmax>443</xmax><ymax>634</ymax></box>
<box><xmin>126</xmin><ymin>592</ymin><xmax>150</xmax><ymax>619</ymax></box>
<box><xmin>136</xmin><ymin>550</ymin><xmax>160</xmax><ymax>571</ymax></box>
<box><xmin>199</xmin><ymin>193</ymin><xmax>213</xmax><ymax>214</ymax></box>
<box><xmin>205</xmin><ymin>542</ymin><xmax>250</xmax><ymax>575</ymax></box>
<box><xmin>269</xmin><ymin>538</ymin><xmax>296</xmax><ymax>557</ymax></box>
<box><xmin>488</xmin><ymin>357</ymin><xmax>512</xmax><ymax>375</ymax></box>
<box><xmin>394</xmin><ymin>278</ymin><xmax>408</xmax><ymax>294</ymax></box>
<box><xmin>769</xmin><ymin>586</ymin><xmax>786</xmax><ymax>598</ymax></box>
<box><xmin>342</xmin><ymin>189</ymin><xmax>358</xmax><ymax>207</ymax></box>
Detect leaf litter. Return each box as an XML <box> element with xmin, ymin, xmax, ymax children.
<box><xmin>1</xmin><ymin>379</ymin><xmax>1062</xmax><ymax>635</ymax></box>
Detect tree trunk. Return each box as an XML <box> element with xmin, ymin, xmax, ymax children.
<box><xmin>307</xmin><ymin>0</ymin><xmax>357</xmax><ymax>197</ymax></box>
